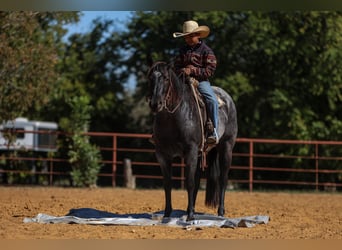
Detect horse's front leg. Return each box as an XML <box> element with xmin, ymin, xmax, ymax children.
<box><xmin>157</xmin><ymin>152</ymin><xmax>173</xmax><ymax>218</ymax></box>
<box><xmin>184</xmin><ymin>149</ymin><xmax>200</xmax><ymax>221</ymax></box>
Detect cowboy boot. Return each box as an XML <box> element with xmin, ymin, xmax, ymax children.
<box><xmin>207</xmin><ymin>128</ymin><xmax>219</xmax><ymax>144</ymax></box>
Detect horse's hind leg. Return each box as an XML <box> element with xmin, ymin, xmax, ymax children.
<box><xmin>218</xmin><ymin>141</ymin><xmax>233</xmax><ymax>217</ymax></box>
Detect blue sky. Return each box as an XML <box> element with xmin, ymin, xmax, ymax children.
<box><xmin>65</xmin><ymin>11</ymin><xmax>133</xmax><ymax>38</ymax></box>
<box><xmin>64</xmin><ymin>11</ymin><xmax>136</xmax><ymax>89</ymax></box>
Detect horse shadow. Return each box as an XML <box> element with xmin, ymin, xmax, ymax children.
<box><xmin>66</xmin><ymin>207</ymin><xmax>200</xmax><ymax>220</ymax></box>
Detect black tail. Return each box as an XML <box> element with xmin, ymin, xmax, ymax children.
<box><xmin>205</xmin><ymin>147</ymin><xmax>220</xmax><ymax>208</ymax></box>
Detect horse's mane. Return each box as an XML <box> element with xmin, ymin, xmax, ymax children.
<box><xmin>147</xmin><ymin>61</ymin><xmax>168</xmax><ymax>78</ymax></box>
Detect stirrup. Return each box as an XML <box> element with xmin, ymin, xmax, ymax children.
<box><xmin>206</xmin><ymin>129</ymin><xmax>218</xmax><ymax>145</ymax></box>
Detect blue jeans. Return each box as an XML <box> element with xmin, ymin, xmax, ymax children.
<box><xmin>197</xmin><ymin>81</ymin><xmax>218</xmax><ymax>129</ymax></box>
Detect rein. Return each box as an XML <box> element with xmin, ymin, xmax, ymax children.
<box><xmin>148</xmin><ymin>61</ymin><xmax>207</xmax><ymax>170</ymax></box>
<box><xmin>162</xmin><ymin>74</ymin><xmax>182</xmax><ymax>113</ymax></box>
<box><xmin>149</xmin><ymin>62</ymin><xmax>182</xmax><ymax>114</ymax></box>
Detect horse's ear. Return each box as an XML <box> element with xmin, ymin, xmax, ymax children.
<box><xmin>146</xmin><ymin>61</ymin><xmax>155</xmax><ymax>79</ymax></box>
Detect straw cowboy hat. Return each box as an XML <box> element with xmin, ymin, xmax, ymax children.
<box><xmin>173</xmin><ymin>20</ymin><xmax>210</xmax><ymax>38</ymax></box>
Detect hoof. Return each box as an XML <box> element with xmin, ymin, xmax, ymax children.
<box><xmin>164</xmin><ymin>209</ymin><xmax>172</xmax><ymax>218</ymax></box>
<box><xmin>217</xmin><ymin>207</ymin><xmax>225</xmax><ymax>217</ymax></box>
<box><xmin>186</xmin><ymin>212</ymin><xmax>195</xmax><ymax>221</ymax></box>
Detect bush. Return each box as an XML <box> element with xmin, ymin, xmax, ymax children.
<box><xmin>68</xmin><ymin>133</ymin><xmax>102</xmax><ymax>187</ymax></box>
<box><xmin>66</xmin><ymin>96</ymin><xmax>102</xmax><ymax>187</ymax></box>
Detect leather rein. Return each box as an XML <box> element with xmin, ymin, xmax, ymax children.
<box><xmin>148</xmin><ymin>62</ymin><xmax>182</xmax><ymax>114</ymax></box>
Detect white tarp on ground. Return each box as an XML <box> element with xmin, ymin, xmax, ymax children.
<box><xmin>24</xmin><ymin>208</ymin><xmax>269</xmax><ymax>229</ymax></box>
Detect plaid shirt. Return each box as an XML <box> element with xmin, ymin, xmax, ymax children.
<box><xmin>174</xmin><ymin>41</ymin><xmax>217</xmax><ymax>82</ymax></box>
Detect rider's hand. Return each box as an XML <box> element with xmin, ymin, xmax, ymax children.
<box><xmin>181</xmin><ymin>67</ymin><xmax>191</xmax><ymax>75</ymax></box>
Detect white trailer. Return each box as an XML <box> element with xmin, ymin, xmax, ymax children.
<box><xmin>0</xmin><ymin>117</ymin><xmax>58</xmax><ymax>152</ymax></box>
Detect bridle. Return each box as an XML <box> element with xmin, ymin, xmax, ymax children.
<box><xmin>148</xmin><ymin>62</ymin><xmax>182</xmax><ymax>114</ymax></box>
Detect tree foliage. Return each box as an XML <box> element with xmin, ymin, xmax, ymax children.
<box><xmin>1</xmin><ymin>11</ymin><xmax>342</xmax><ymax>187</ymax></box>
<box><xmin>41</xmin><ymin>17</ymin><xmax>133</xmax><ymax>133</ymax></box>
<box><xmin>0</xmin><ymin>11</ymin><xmax>79</xmax><ymax>123</ymax></box>
<box><xmin>121</xmin><ymin>11</ymin><xmax>342</xmax><ymax>140</ymax></box>
<box><xmin>66</xmin><ymin>96</ymin><xmax>102</xmax><ymax>187</ymax></box>
<box><xmin>2</xmin><ymin>11</ymin><xmax>341</xmax><ymax>140</ymax></box>
<box><xmin>117</xmin><ymin>11</ymin><xmax>342</xmax><ymax>187</ymax></box>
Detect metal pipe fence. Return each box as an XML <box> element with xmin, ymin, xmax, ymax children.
<box><xmin>0</xmin><ymin>130</ymin><xmax>341</xmax><ymax>191</ymax></box>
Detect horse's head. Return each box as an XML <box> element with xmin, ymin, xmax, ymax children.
<box><xmin>147</xmin><ymin>62</ymin><xmax>171</xmax><ymax>113</ymax></box>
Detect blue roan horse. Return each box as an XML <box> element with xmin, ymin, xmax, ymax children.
<box><xmin>147</xmin><ymin>61</ymin><xmax>238</xmax><ymax>221</ymax></box>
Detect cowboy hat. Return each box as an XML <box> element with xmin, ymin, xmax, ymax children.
<box><xmin>173</xmin><ymin>20</ymin><xmax>210</xmax><ymax>38</ymax></box>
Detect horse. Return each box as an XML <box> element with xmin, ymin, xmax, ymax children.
<box><xmin>147</xmin><ymin>61</ymin><xmax>238</xmax><ymax>221</ymax></box>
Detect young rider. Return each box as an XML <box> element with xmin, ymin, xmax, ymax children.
<box><xmin>173</xmin><ymin>20</ymin><xmax>219</xmax><ymax>144</ymax></box>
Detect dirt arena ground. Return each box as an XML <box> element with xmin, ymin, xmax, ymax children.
<box><xmin>0</xmin><ymin>187</ymin><xmax>341</xmax><ymax>239</ymax></box>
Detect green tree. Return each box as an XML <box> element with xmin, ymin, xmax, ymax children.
<box><xmin>116</xmin><ymin>11</ymin><xmax>342</xmax><ymax>189</ymax></box>
<box><xmin>120</xmin><ymin>11</ymin><xmax>342</xmax><ymax>140</ymax></box>
<box><xmin>220</xmin><ymin>11</ymin><xmax>342</xmax><ymax>141</ymax></box>
<box><xmin>0</xmin><ymin>11</ymin><xmax>79</xmax><ymax>123</ymax></box>
<box><xmin>66</xmin><ymin>96</ymin><xmax>102</xmax><ymax>188</ymax></box>
<box><xmin>41</xmin><ymin>17</ymin><xmax>132</xmax><ymax>133</ymax></box>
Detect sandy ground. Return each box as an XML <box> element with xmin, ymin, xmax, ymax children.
<box><xmin>0</xmin><ymin>187</ymin><xmax>341</xmax><ymax>239</ymax></box>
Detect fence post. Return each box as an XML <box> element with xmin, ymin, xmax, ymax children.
<box><xmin>315</xmin><ymin>143</ymin><xmax>319</xmax><ymax>191</ymax></box>
<box><xmin>249</xmin><ymin>141</ymin><xmax>254</xmax><ymax>192</ymax></box>
<box><xmin>123</xmin><ymin>158</ymin><xmax>136</xmax><ymax>189</ymax></box>
<box><xmin>49</xmin><ymin>154</ymin><xmax>53</xmax><ymax>186</ymax></box>
<box><xmin>112</xmin><ymin>134</ymin><xmax>117</xmax><ymax>187</ymax></box>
